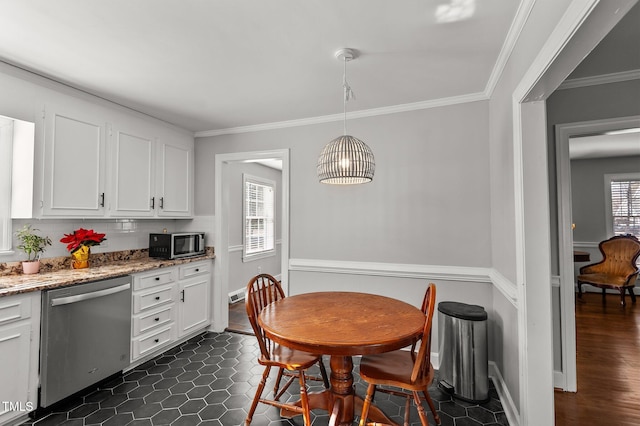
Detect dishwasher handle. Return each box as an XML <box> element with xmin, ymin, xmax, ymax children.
<box><xmin>51</xmin><ymin>283</ymin><xmax>131</xmax><ymax>307</ymax></box>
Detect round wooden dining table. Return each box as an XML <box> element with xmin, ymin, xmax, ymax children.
<box><xmin>258</xmin><ymin>291</ymin><xmax>425</xmax><ymax>426</ymax></box>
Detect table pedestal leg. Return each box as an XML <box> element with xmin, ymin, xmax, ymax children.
<box><xmin>281</xmin><ymin>355</ymin><xmax>398</xmax><ymax>426</ymax></box>
<box><xmin>330</xmin><ymin>355</ymin><xmax>355</xmax><ymax>425</ymax></box>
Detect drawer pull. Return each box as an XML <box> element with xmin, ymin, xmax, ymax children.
<box><xmin>154</xmin><ymin>317</ymin><xmax>160</xmax><ymax>321</ymax></box>
<box><xmin>195</xmin><ymin>268</ymin><xmax>199</xmax><ymax>272</ymax></box>
<box><xmin>155</xmin><ymin>277</ymin><xmax>160</xmax><ymax>281</ymax></box>
<box><xmin>155</xmin><ymin>296</ymin><xmax>160</xmax><ymax>301</ymax></box>
<box><xmin>154</xmin><ymin>338</ymin><xmax>159</xmax><ymax>343</ymax></box>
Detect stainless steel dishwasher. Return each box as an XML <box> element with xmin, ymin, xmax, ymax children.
<box><xmin>40</xmin><ymin>275</ymin><xmax>132</xmax><ymax>408</ymax></box>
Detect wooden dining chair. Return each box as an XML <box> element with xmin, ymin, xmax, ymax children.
<box><xmin>244</xmin><ymin>273</ymin><xmax>329</xmax><ymax>425</ymax></box>
<box><xmin>577</xmin><ymin>235</ymin><xmax>640</xmax><ymax>306</ymax></box>
<box><xmin>358</xmin><ymin>283</ymin><xmax>441</xmax><ymax>426</ymax></box>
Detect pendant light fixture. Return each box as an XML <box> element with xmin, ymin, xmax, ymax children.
<box><xmin>317</xmin><ymin>48</ymin><xmax>375</xmax><ymax>184</ymax></box>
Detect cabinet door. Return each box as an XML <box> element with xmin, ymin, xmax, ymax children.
<box><xmin>157</xmin><ymin>141</ymin><xmax>192</xmax><ymax>217</ymax></box>
<box><xmin>109</xmin><ymin>125</ymin><xmax>155</xmax><ymax>217</ymax></box>
<box><xmin>42</xmin><ymin>107</ymin><xmax>105</xmax><ymax>216</ymax></box>
<box><xmin>0</xmin><ymin>323</ymin><xmax>32</xmax><ymax>422</ymax></box>
<box><xmin>178</xmin><ymin>275</ymin><xmax>210</xmax><ymax>337</ymax></box>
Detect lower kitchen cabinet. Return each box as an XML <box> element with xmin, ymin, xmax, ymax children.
<box><xmin>0</xmin><ymin>292</ymin><xmax>40</xmax><ymax>425</ymax></box>
<box><xmin>177</xmin><ymin>261</ymin><xmax>211</xmax><ymax>337</ymax></box>
<box><xmin>131</xmin><ymin>260</ymin><xmax>211</xmax><ymax>362</ymax></box>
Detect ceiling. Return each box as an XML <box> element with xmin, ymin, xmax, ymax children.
<box><xmin>0</xmin><ymin>0</ymin><xmax>521</xmax><ymax>133</ymax></box>
<box><xmin>0</xmin><ymin>1</ymin><xmax>637</xmax><ymax>134</ymax></box>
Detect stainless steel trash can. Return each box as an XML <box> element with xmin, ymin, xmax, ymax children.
<box><xmin>437</xmin><ymin>301</ymin><xmax>489</xmax><ymax>403</ymax></box>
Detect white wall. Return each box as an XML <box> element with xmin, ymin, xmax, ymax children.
<box><xmin>196</xmin><ymin>102</ymin><xmax>492</xmax><ymax>267</ymax></box>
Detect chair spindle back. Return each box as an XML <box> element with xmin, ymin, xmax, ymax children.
<box><xmin>245</xmin><ymin>274</ymin><xmax>286</xmax><ymax>360</ymax></box>
<box><xmin>410</xmin><ymin>283</ymin><xmax>436</xmax><ymax>384</ymax></box>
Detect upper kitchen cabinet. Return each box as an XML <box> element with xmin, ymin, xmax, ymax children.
<box><xmin>108</xmin><ymin>123</ymin><xmax>156</xmax><ymax>217</ymax></box>
<box><xmin>156</xmin><ymin>139</ymin><xmax>193</xmax><ymax>217</ymax></box>
<box><xmin>41</xmin><ymin>103</ymin><xmax>106</xmax><ymax>217</ymax></box>
<box><xmin>37</xmin><ymin>99</ymin><xmax>194</xmax><ymax>219</ymax></box>
<box><xmin>108</xmin><ymin>123</ymin><xmax>193</xmax><ymax>218</ymax></box>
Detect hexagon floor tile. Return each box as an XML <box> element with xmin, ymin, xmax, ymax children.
<box><xmin>23</xmin><ymin>332</ymin><xmax>508</xmax><ymax>425</ymax></box>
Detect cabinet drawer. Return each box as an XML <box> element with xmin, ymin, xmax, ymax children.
<box><xmin>179</xmin><ymin>261</ymin><xmax>211</xmax><ymax>280</ymax></box>
<box><xmin>134</xmin><ymin>269</ymin><xmax>176</xmax><ymax>291</ymax></box>
<box><xmin>132</xmin><ymin>325</ymin><xmax>175</xmax><ymax>360</ymax></box>
<box><xmin>132</xmin><ymin>305</ymin><xmax>174</xmax><ymax>337</ymax></box>
<box><xmin>133</xmin><ymin>285</ymin><xmax>175</xmax><ymax>313</ymax></box>
<box><xmin>0</xmin><ymin>294</ymin><xmax>32</xmax><ymax>326</ymax></box>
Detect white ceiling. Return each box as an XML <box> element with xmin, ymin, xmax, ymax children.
<box><xmin>0</xmin><ymin>0</ymin><xmax>521</xmax><ymax>133</ymax></box>
<box><xmin>0</xmin><ymin>1</ymin><xmax>637</xmax><ymax>135</ymax></box>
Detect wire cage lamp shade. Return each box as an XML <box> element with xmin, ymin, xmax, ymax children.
<box><xmin>317</xmin><ymin>135</ymin><xmax>375</xmax><ymax>184</ymax></box>
<box><xmin>318</xmin><ymin>48</ymin><xmax>375</xmax><ymax>185</ymax></box>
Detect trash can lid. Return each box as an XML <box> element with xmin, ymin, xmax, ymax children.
<box><xmin>438</xmin><ymin>301</ymin><xmax>487</xmax><ymax>321</ymax></box>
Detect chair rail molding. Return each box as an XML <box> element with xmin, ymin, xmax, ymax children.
<box><xmin>288</xmin><ymin>258</ymin><xmax>518</xmax><ymax>307</ymax></box>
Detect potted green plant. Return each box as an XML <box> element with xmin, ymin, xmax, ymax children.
<box><xmin>15</xmin><ymin>224</ymin><xmax>52</xmax><ymax>274</ymax></box>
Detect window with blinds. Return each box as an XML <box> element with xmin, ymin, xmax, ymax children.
<box><xmin>607</xmin><ymin>174</ymin><xmax>640</xmax><ymax>239</ymax></box>
<box><xmin>243</xmin><ymin>174</ymin><xmax>275</xmax><ymax>260</ymax></box>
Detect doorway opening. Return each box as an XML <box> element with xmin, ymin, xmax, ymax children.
<box><xmin>212</xmin><ymin>149</ymin><xmax>290</xmax><ymax>333</ymax></box>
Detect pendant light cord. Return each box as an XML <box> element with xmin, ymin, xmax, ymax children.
<box><xmin>342</xmin><ymin>57</ymin><xmax>354</xmax><ymax>135</ymax></box>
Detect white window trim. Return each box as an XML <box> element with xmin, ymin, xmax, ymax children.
<box><xmin>604</xmin><ymin>172</ymin><xmax>640</xmax><ymax>238</ymax></box>
<box><xmin>242</xmin><ymin>173</ymin><xmax>276</xmax><ymax>262</ymax></box>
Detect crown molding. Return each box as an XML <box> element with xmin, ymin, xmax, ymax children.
<box><xmin>484</xmin><ymin>0</ymin><xmax>536</xmax><ymax>98</ymax></box>
<box><xmin>558</xmin><ymin>69</ymin><xmax>640</xmax><ymax>90</ymax></box>
<box><xmin>194</xmin><ymin>92</ymin><xmax>488</xmax><ymax>138</ymax></box>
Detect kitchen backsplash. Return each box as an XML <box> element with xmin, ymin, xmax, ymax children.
<box><xmin>1</xmin><ymin>216</ymin><xmax>214</xmax><ymax>263</ymax></box>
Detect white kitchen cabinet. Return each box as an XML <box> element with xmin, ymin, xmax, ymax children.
<box><xmin>0</xmin><ymin>292</ymin><xmax>40</xmax><ymax>424</ymax></box>
<box><xmin>156</xmin><ymin>140</ymin><xmax>193</xmax><ymax>217</ymax></box>
<box><xmin>177</xmin><ymin>260</ymin><xmax>211</xmax><ymax>337</ymax></box>
<box><xmin>39</xmin><ymin>100</ymin><xmax>193</xmax><ymax>219</ymax></box>
<box><xmin>108</xmin><ymin>125</ymin><xmax>193</xmax><ymax>218</ymax></box>
<box><xmin>131</xmin><ymin>268</ymin><xmax>178</xmax><ymax>362</ymax></box>
<box><xmin>41</xmin><ymin>104</ymin><xmax>106</xmax><ymax>217</ymax></box>
<box><xmin>108</xmin><ymin>123</ymin><xmax>156</xmax><ymax>217</ymax></box>
<box><xmin>131</xmin><ymin>261</ymin><xmax>211</xmax><ymax>362</ymax></box>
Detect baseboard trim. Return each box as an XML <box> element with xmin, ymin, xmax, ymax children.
<box><xmin>489</xmin><ymin>361</ymin><xmax>520</xmax><ymax>426</ymax></box>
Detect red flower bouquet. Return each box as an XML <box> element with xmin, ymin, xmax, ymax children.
<box><xmin>60</xmin><ymin>228</ymin><xmax>107</xmax><ymax>253</ymax></box>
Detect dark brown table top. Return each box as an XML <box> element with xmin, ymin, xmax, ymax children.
<box><xmin>258</xmin><ymin>291</ymin><xmax>425</xmax><ymax>356</ymax></box>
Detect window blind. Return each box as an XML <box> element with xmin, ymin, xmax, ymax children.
<box><xmin>610</xmin><ymin>178</ymin><xmax>640</xmax><ymax>238</ymax></box>
<box><xmin>244</xmin><ymin>178</ymin><xmax>275</xmax><ymax>256</ymax></box>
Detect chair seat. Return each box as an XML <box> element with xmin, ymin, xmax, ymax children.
<box><xmin>259</xmin><ymin>343</ymin><xmax>322</xmax><ymax>370</ymax></box>
<box><xmin>360</xmin><ymin>350</ymin><xmax>434</xmax><ymax>391</ymax></box>
<box><xmin>577</xmin><ymin>273</ymin><xmax>634</xmax><ymax>287</ymax></box>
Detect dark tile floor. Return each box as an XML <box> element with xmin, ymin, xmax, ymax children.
<box><xmin>23</xmin><ymin>332</ymin><xmax>507</xmax><ymax>426</ymax></box>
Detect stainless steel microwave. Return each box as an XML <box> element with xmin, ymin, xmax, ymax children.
<box><xmin>149</xmin><ymin>232</ymin><xmax>205</xmax><ymax>259</ymax></box>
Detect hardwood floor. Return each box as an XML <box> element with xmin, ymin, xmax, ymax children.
<box><xmin>554</xmin><ymin>292</ymin><xmax>640</xmax><ymax>425</ymax></box>
<box><xmin>226</xmin><ymin>301</ymin><xmax>254</xmax><ymax>335</ymax></box>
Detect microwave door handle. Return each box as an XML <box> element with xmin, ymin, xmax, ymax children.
<box><xmin>199</xmin><ymin>234</ymin><xmax>204</xmax><ymax>251</ymax></box>
<box><xmin>51</xmin><ymin>283</ymin><xmax>131</xmax><ymax>307</ymax></box>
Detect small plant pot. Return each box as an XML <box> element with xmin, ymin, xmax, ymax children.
<box><xmin>22</xmin><ymin>261</ymin><xmax>40</xmax><ymax>275</ymax></box>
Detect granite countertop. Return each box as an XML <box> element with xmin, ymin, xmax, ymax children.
<box><xmin>0</xmin><ymin>249</ymin><xmax>215</xmax><ymax>297</ymax></box>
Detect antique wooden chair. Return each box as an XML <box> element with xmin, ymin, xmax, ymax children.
<box><xmin>577</xmin><ymin>235</ymin><xmax>640</xmax><ymax>306</ymax></box>
<box><xmin>358</xmin><ymin>283</ymin><xmax>441</xmax><ymax>426</ymax></box>
<box><xmin>244</xmin><ymin>274</ymin><xmax>329</xmax><ymax>425</ymax></box>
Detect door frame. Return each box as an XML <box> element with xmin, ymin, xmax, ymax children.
<box><xmin>212</xmin><ymin>149</ymin><xmax>289</xmax><ymax>332</ymax></box>
<box><xmin>554</xmin><ymin>115</ymin><xmax>640</xmax><ymax>391</ymax></box>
